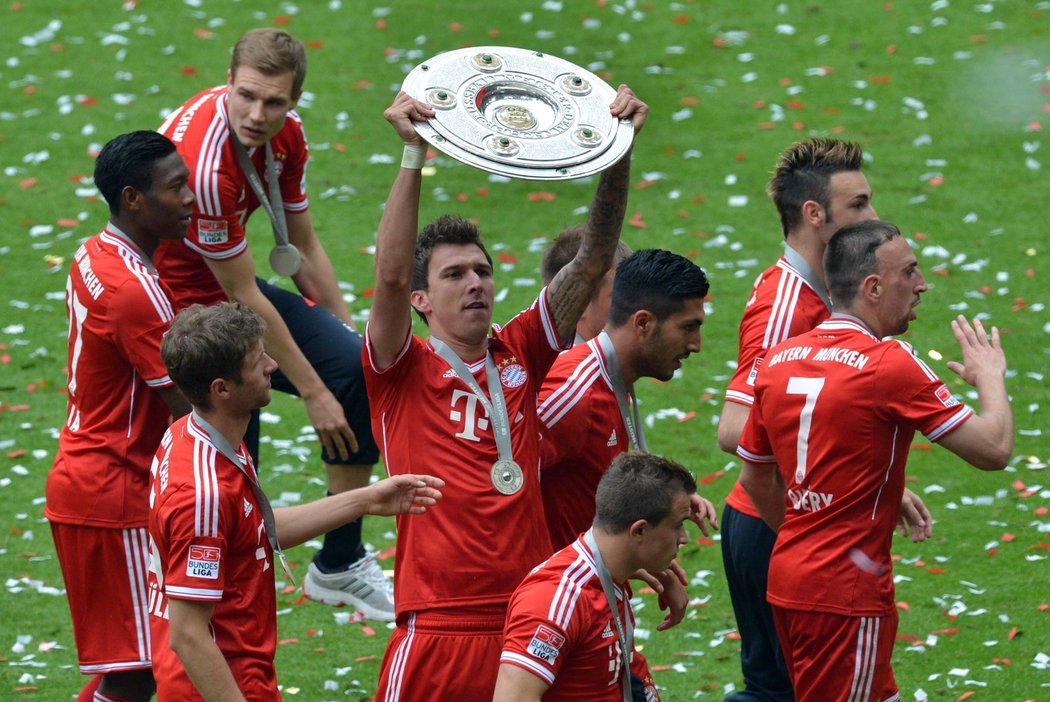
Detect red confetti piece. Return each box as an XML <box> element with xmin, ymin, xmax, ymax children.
<box><xmin>1034</xmin><ymin>506</ymin><xmax>1048</xmax><ymax>517</ymax></box>
<box><xmin>1037</xmin><ymin>603</ymin><xmax>1049</xmax><ymax>612</ymax></box>
<box><xmin>628</xmin><ymin>213</ymin><xmax>648</xmax><ymax>229</ymax></box>
<box><xmin>376</xmin><ymin>545</ymin><xmax>396</xmax><ymax>561</ymax></box>
<box><xmin>680</xmin><ymin>96</ymin><xmax>699</xmax><ymax>106</ymax></box>
<box><xmin>792</xmin><ymin>121</ymin><xmax>805</xmax><ymax>130</ymax></box>
<box><xmin>929</xmin><ymin>175</ymin><xmax>944</xmax><ymax>187</ymax></box>
<box><xmin>987</xmin><ymin>547</ymin><xmax>997</xmax><ymax>557</ymax></box>
<box><xmin>957</xmin><ymin>692</ymin><xmax>974</xmax><ymax>701</ymax></box>
<box><xmin>779</xmin><ymin>78</ymin><xmax>794</xmax><ymax>87</ymax></box>
<box><xmin>274</xmin><ymin>15</ymin><xmax>290</xmax><ymax>25</ymax></box>
<box><xmin>456</xmin><ymin>193</ymin><xmax>469</xmax><ymax>202</ymax></box>
<box><xmin>759</xmin><ymin>121</ymin><xmax>777</xmax><ymax>130</ymax></box>
<box><xmin>886</xmin><ymin>44</ymin><xmax>897</xmax><ymax>54</ymax></box>
<box><xmin>487</xmin><ymin>29</ymin><xmax>501</xmax><ymax>38</ymax></box>
<box><xmin>277</xmin><ymin>638</ymin><xmax>298</xmax><ymax>645</ymax></box>
<box><xmin>696</xmin><ymin>536</ymin><xmax>716</xmax><ymax>547</ymax></box>
<box><xmin>911</xmin><ymin>443</ymin><xmax>932</xmax><ymax>451</ymax></box>
<box><xmin>897</xmin><ymin>601</ymin><xmax>911</xmax><ymax>611</ymax></box>
<box><xmin>354</xmin><ymin>655</ymin><xmax>377</xmax><ymax>662</ymax></box>
<box><xmin>361</xmin><ymin>288</ymin><xmax>374</xmax><ymax>298</ymax></box>
<box><xmin>49</xmin><ymin>43</ymin><xmax>64</xmax><ymax>53</ymax></box>
<box><xmin>635</xmin><ymin>180</ymin><xmax>658</xmax><ymax>190</ymax></box>
<box><xmin>712</xmin><ymin>37</ymin><xmax>726</xmax><ymax>48</ymax></box>
<box><xmin>58</xmin><ymin>218</ymin><xmax>79</xmax><ymax>227</ymax></box>
<box><xmin>970</xmin><ymin>35</ymin><xmax>987</xmax><ymax>44</ymax></box>
<box><xmin>699</xmin><ymin>469</ymin><xmax>725</xmax><ymax>486</ymax></box>
<box><xmin>528</xmin><ymin>192</ymin><xmax>556</xmax><ymax>202</ymax></box>
<box><xmin>672</xmin><ymin>15</ymin><xmax>689</xmax><ymax>24</ymax></box>
<box><xmin>20</xmin><ymin>177</ymin><xmax>37</xmax><ymax>189</ymax></box>
<box><xmin>11</xmin><ymin>2</ymin><xmax>24</xmax><ymax>10</ymax></box>
<box><xmin>23</xmin><ymin>84</ymin><xmax>36</xmax><ymax>95</ymax></box>
<box><xmin>361</xmin><ymin>625</ymin><xmax>376</xmax><ymax>637</ymax></box>
<box><xmin>306</xmin><ymin>40</ymin><xmax>323</xmax><ymax>49</ymax></box>
<box><xmin>193</xmin><ymin>28</ymin><xmax>214</xmax><ymax>39</ymax></box>
<box><xmin>1</xmin><ymin>355</ymin><xmax>10</xmax><ymax>365</ymax></box>
<box><xmin>449</xmin><ymin>22</ymin><xmax>462</xmax><ymax>31</ymax></box>
<box><xmin>896</xmin><ymin>633</ymin><xmax>919</xmax><ymax>642</ymax></box>
<box><xmin>375</xmin><ymin>19</ymin><xmax>387</xmax><ymax>30</ymax></box>
<box><xmin>638</xmin><ymin>587</ymin><xmax>657</xmax><ymax>595</ymax></box>
<box><xmin>932</xmin><ymin>627</ymin><xmax>959</xmax><ymax>635</ymax></box>
<box><xmin>927</xmin><ymin>567</ymin><xmax>945</xmax><ymax>574</ymax></box>
<box><xmin>1002</xmin><ymin>532</ymin><xmax>1016</xmax><ymax>543</ymax></box>
<box><xmin>677</xmin><ymin>411</ymin><xmax>696</xmax><ymax>423</ymax></box>
<box><xmin>991</xmin><ymin>657</ymin><xmax>1011</xmax><ymax>665</ymax></box>
<box><xmin>787</xmin><ymin>100</ymin><xmax>806</xmax><ymax>110</ymax></box>
<box><xmin>726</xmin><ymin>631</ymin><xmax>741</xmax><ymax>640</ymax></box>
<box><xmin>1008</xmin><ymin>626</ymin><xmax>1019</xmax><ymax>640</ymax></box>
<box><xmin>497</xmin><ymin>252</ymin><xmax>518</xmax><ymax>264</ymax></box>
<box><xmin>7</xmin><ymin>449</ymin><xmax>26</xmax><ymax>458</ymax></box>
<box><xmin>354</xmin><ymin>80</ymin><xmax>372</xmax><ymax>90</ymax></box>
<box><xmin>292</xmin><ymin>593</ymin><xmax>309</xmax><ymax>605</ymax></box>
<box><xmin>475</xmin><ymin>187</ymin><xmax>489</xmax><ymax>197</ymax></box>
<box><xmin>1025</xmin><ymin>267</ymin><xmax>1035</xmax><ymax>277</ymax></box>
<box><xmin>754</xmin><ymin>99</ymin><xmax>767</xmax><ymax>109</ymax></box>
<box><xmin>735</xmin><ymin>151</ymin><xmax>747</xmax><ymax>162</ymax></box>
<box><xmin>332</xmin><ymin>144</ymin><xmax>345</xmax><ymax>153</ymax></box>
<box><xmin>871</xmin><ymin>75</ymin><xmax>892</xmax><ymax>85</ymax></box>
<box><xmin>650</xmin><ymin>664</ymin><xmax>673</xmax><ymax>671</ymax></box>
<box><xmin>181</xmin><ymin>66</ymin><xmax>197</xmax><ymax>76</ymax></box>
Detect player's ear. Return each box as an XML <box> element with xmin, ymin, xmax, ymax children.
<box><xmin>633</xmin><ymin>310</ymin><xmax>656</xmax><ymax>336</ymax></box>
<box><xmin>121</xmin><ymin>185</ymin><xmax>143</xmax><ymax>214</ymax></box>
<box><xmin>410</xmin><ymin>289</ymin><xmax>431</xmax><ymax>317</ymax></box>
<box><xmin>802</xmin><ymin>199</ymin><xmax>824</xmax><ymax>228</ymax></box>
<box><xmin>860</xmin><ymin>274</ymin><xmax>881</xmax><ymax>303</ymax></box>
<box><xmin>210</xmin><ymin>376</ymin><xmax>232</xmax><ymax>401</ymax></box>
<box><xmin>629</xmin><ymin>519</ymin><xmax>649</xmax><ymax>542</ymax></box>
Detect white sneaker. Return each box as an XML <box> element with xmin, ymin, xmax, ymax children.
<box><xmin>303</xmin><ymin>554</ymin><xmax>396</xmax><ymax>622</ymax></box>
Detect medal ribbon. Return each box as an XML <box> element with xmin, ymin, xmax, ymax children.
<box><xmin>596</xmin><ymin>331</ymin><xmax>648</xmax><ymax>453</ymax></box>
<box><xmin>229</xmin><ymin>122</ymin><xmax>297</xmax><ymax>270</ymax></box>
<box><xmin>190</xmin><ymin>410</ymin><xmax>297</xmax><ymax>586</ymax></box>
<box><xmin>103</xmin><ymin>224</ymin><xmax>158</xmax><ymax>275</ymax></box>
<box><xmin>582</xmin><ymin>528</ymin><xmax>634</xmax><ymax>702</ymax></box>
<box><xmin>430</xmin><ymin>338</ymin><xmax>514</xmax><ymax>462</ymax></box>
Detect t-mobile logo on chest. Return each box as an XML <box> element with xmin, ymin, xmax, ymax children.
<box><xmin>449</xmin><ymin>389</ymin><xmax>489</xmax><ymax>442</ymax></box>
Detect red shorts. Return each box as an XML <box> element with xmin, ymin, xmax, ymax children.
<box><xmin>376</xmin><ymin>607</ymin><xmax>505</xmax><ymax>701</ymax></box>
<box><xmin>50</xmin><ymin>522</ymin><xmax>152</xmax><ymax>674</ymax></box>
<box><xmin>772</xmin><ymin>606</ymin><xmax>900</xmax><ymax>702</ymax></box>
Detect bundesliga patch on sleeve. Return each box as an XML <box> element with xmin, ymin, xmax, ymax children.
<box><xmin>186</xmin><ymin>544</ymin><xmax>221</xmax><ymax>579</ymax></box>
<box><xmin>527</xmin><ymin>624</ymin><xmax>565</xmax><ymax>665</ymax></box>
<box><xmin>198</xmin><ymin>219</ymin><xmax>229</xmax><ymax>245</ymax></box>
<box><xmin>746</xmin><ymin>357</ymin><xmax>763</xmax><ymax>387</ymax></box>
<box><xmin>934</xmin><ymin>384</ymin><xmax>960</xmax><ymax>408</ymax></box>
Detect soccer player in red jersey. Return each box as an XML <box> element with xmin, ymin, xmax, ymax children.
<box><xmin>715</xmin><ymin>139</ymin><xmax>930</xmax><ymax>702</ymax></box>
<box><xmin>738</xmin><ymin>220</ymin><xmax>1013</xmax><ymax>701</ymax></box>
<box><xmin>46</xmin><ymin>131</ymin><xmax>193</xmax><ymax>702</ymax></box>
<box><xmin>364</xmin><ymin>86</ymin><xmax>646</xmax><ymax>701</ymax></box>
<box><xmin>538</xmin><ymin>248</ymin><xmax>717</xmax><ymax>701</ymax></box>
<box><xmin>156</xmin><ymin>29</ymin><xmax>390</xmax><ymax>618</ymax></box>
<box><xmin>494</xmin><ymin>453</ymin><xmax>703</xmax><ymax>701</ymax></box>
<box><xmin>147</xmin><ymin>303</ymin><xmax>443</xmax><ymax>701</ymax></box>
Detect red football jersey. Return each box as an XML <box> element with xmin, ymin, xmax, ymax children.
<box><xmin>46</xmin><ymin>228</ymin><xmax>177</xmax><ymax>528</ymax></box>
<box><xmin>737</xmin><ymin>317</ymin><xmax>973</xmax><ymax>616</ymax></box>
<box><xmin>363</xmin><ymin>293</ymin><xmax>565</xmax><ymax>615</ymax></box>
<box><xmin>724</xmin><ymin>252</ymin><xmax>831</xmax><ymax>518</ymax></box>
<box><xmin>538</xmin><ymin>337</ymin><xmax>629</xmax><ymax>551</ymax></box>
<box><xmin>147</xmin><ymin>415</ymin><xmax>279</xmax><ymax>700</ymax></box>
<box><xmin>500</xmin><ymin>536</ymin><xmax>632</xmax><ymax>701</ymax></box>
<box><xmin>155</xmin><ymin>86</ymin><xmax>309</xmax><ymax>308</ymax></box>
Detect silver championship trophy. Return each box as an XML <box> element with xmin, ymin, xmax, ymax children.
<box><xmin>401</xmin><ymin>46</ymin><xmax>634</xmax><ymax>181</ymax></box>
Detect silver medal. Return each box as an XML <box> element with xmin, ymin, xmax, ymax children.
<box><xmin>491</xmin><ymin>458</ymin><xmax>524</xmax><ymax>495</ymax></box>
<box><xmin>269</xmin><ymin>243</ymin><xmax>302</xmax><ymax>276</ymax></box>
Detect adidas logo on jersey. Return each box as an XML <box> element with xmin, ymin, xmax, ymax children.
<box><xmin>443</xmin><ymin>369</ymin><xmax>457</xmax><ymax>379</ymax></box>
<box><xmin>601</xmin><ymin>621</ymin><xmax>615</xmax><ymax>639</ymax></box>
<box><xmin>607</xmin><ymin>429</ymin><xmax>618</xmax><ymax>447</ymax></box>
<box><xmin>243</xmin><ymin>498</ymin><xmax>253</xmax><ymax>518</ymax></box>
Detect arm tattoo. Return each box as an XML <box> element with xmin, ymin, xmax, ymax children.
<box><xmin>548</xmin><ymin>148</ymin><xmax>632</xmax><ymax>340</ymax></box>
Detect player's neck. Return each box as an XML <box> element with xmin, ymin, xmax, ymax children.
<box><xmin>194</xmin><ymin>406</ymin><xmax>251</xmax><ymax>454</ymax></box>
<box><xmin>592</xmin><ymin>529</ymin><xmax>633</xmax><ymax>584</ymax></box>
<box><xmin>604</xmin><ymin>326</ymin><xmax>640</xmax><ymax>387</ymax></box>
<box><xmin>784</xmin><ymin>231</ymin><xmax>828</xmax><ymax>289</ymax></box>
<box><xmin>108</xmin><ymin>218</ymin><xmax>159</xmax><ymax>260</ymax></box>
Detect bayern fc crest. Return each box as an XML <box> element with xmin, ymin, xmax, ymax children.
<box><xmin>500</xmin><ymin>363</ymin><xmax>527</xmax><ymax>388</ymax></box>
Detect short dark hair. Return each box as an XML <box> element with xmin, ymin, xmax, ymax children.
<box><xmin>824</xmin><ymin>220</ymin><xmax>902</xmax><ymax>308</ymax></box>
<box><xmin>768</xmin><ymin>138</ymin><xmax>864</xmax><ymax>236</ymax></box>
<box><xmin>230</xmin><ymin>28</ymin><xmax>308</xmax><ymax>98</ymax></box>
<box><xmin>541</xmin><ymin>225</ymin><xmax>631</xmax><ymax>286</ymax></box>
<box><xmin>607</xmin><ymin>249</ymin><xmax>709</xmax><ymax>327</ymax></box>
<box><xmin>161</xmin><ymin>303</ymin><xmax>266</xmax><ymax>410</ymax></box>
<box><xmin>411</xmin><ymin>214</ymin><xmax>493</xmax><ymax>324</ymax></box>
<box><xmin>594</xmin><ymin>452</ymin><xmax>697</xmax><ymax>534</ymax></box>
<box><xmin>94</xmin><ymin>131</ymin><xmax>177</xmax><ymax>217</ymax></box>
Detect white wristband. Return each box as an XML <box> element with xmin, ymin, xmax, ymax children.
<box><xmin>401</xmin><ymin>144</ymin><xmax>427</xmax><ymax>170</ymax></box>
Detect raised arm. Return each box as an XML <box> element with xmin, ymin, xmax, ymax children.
<box><xmin>547</xmin><ymin>85</ymin><xmax>647</xmax><ymax>341</ymax></box>
<box><xmin>287</xmin><ymin>210</ymin><xmax>356</xmax><ymax>330</ymax></box>
<box><xmin>936</xmin><ymin>316</ymin><xmax>1014</xmax><ymax>470</ymax></box>
<box><xmin>368</xmin><ymin>92</ymin><xmax>435</xmax><ymax>370</ymax></box>
<box><xmin>205</xmin><ymin>253</ymin><xmax>357</xmax><ymax>460</ymax></box>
